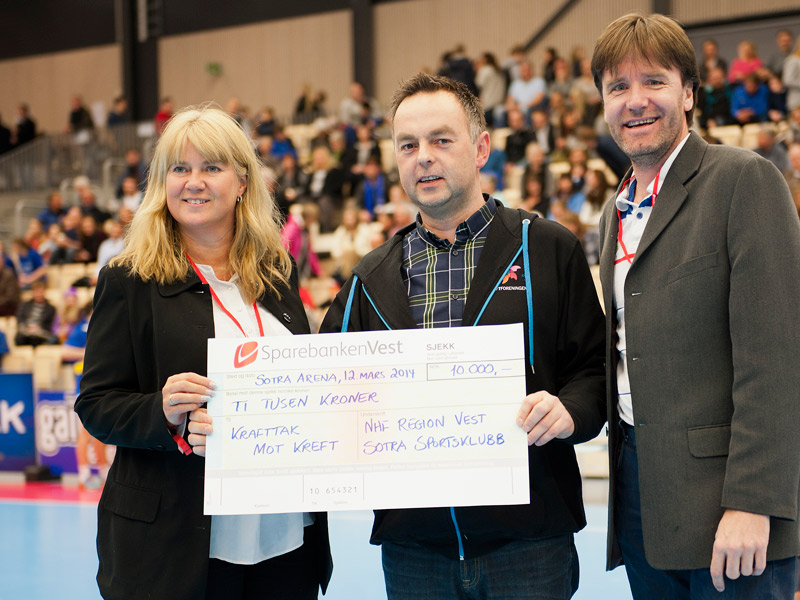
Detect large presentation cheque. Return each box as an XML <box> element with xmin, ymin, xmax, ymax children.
<box><xmin>204</xmin><ymin>323</ymin><xmax>530</xmax><ymax>515</ymax></box>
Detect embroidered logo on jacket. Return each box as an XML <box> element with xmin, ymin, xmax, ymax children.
<box><xmin>499</xmin><ymin>265</ymin><xmax>526</xmax><ymax>291</ymax></box>
<box><xmin>234</xmin><ymin>341</ymin><xmax>259</xmax><ymax>368</ymax></box>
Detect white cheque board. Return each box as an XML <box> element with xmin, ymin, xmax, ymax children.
<box><xmin>204</xmin><ymin>323</ymin><xmax>530</xmax><ymax>514</ymax></box>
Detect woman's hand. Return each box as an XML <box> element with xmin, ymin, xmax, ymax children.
<box><xmin>162</xmin><ymin>372</ymin><xmax>215</xmax><ymax>428</ymax></box>
<box><xmin>187</xmin><ymin>408</ymin><xmax>213</xmax><ymax>457</ymax></box>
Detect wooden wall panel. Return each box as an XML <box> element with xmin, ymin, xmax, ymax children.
<box><xmin>373</xmin><ymin>0</ymin><xmax>648</xmax><ymax>105</ymax></box>
<box><xmin>673</xmin><ymin>0</ymin><xmax>799</xmax><ymax>24</ymax></box>
<box><xmin>0</xmin><ymin>45</ymin><xmax>121</xmax><ymax>134</ymax></box>
<box><xmin>158</xmin><ymin>10</ymin><xmax>352</xmax><ymax>123</ymax></box>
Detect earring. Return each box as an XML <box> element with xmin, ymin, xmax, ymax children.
<box><xmin>236</xmin><ymin>195</ymin><xmax>242</xmax><ymax>203</ymax></box>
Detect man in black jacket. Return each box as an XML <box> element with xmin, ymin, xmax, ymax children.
<box><xmin>321</xmin><ymin>73</ymin><xmax>605</xmax><ymax>600</ymax></box>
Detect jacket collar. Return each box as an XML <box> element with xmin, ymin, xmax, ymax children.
<box><xmin>351</xmin><ymin>198</ymin><xmax>531</xmax><ymax>328</ymax></box>
<box><xmin>600</xmin><ymin>130</ymin><xmax>706</xmax><ymax>279</ymax></box>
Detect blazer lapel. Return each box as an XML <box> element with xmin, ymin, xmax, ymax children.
<box><xmin>633</xmin><ymin>132</ymin><xmax>704</xmax><ymax>263</ymax></box>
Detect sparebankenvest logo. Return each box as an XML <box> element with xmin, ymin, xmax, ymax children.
<box><xmin>498</xmin><ymin>265</ymin><xmax>526</xmax><ymax>291</ymax></box>
<box><xmin>234</xmin><ymin>341</ymin><xmax>259</xmax><ymax>368</ymax></box>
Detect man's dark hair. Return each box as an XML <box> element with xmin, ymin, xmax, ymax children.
<box><xmin>591</xmin><ymin>13</ymin><xmax>700</xmax><ymax>127</ymax></box>
<box><xmin>388</xmin><ymin>72</ymin><xmax>486</xmax><ymax>142</ymax></box>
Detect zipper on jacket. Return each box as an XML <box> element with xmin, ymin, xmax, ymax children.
<box><xmin>450</xmin><ymin>507</ymin><xmax>465</xmax><ymax>560</ymax></box>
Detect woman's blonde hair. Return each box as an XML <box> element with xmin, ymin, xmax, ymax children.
<box><xmin>112</xmin><ymin>103</ymin><xmax>291</xmax><ymax>302</ymax></box>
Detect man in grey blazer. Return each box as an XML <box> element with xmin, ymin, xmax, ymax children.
<box><xmin>591</xmin><ymin>13</ymin><xmax>800</xmax><ymax>599</ymax></box>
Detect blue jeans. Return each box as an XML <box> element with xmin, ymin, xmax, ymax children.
<box><xmin>615</xmin><ymin>422</ymin><xmax>797</xmax><ymax>599</ymax></box>
<box><xmin>381</xmin><ymin>536</ymin><xmax>578</xmax><ymax>600</ymax></box>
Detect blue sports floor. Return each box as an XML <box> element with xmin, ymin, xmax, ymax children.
<box><xmin>0</xmin><ymin>483</ymin><xmax>631</xmax><ymax>599</ymax></box>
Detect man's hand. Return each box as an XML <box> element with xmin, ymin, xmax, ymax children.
<box><xmin>709</xmin><ymin>509</ymin><xmax>770</xmax><ymax>592</ymax></box>
<box><xmin>516</xmin><ymin>391</ymin><xmax>574</xmax><ymax>446</ymax></box>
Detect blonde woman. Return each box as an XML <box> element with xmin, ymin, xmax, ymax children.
<box><xmin>75</xmin><ymin>105</ymin><xmax>332</xmax><ymax>600</ymax></box>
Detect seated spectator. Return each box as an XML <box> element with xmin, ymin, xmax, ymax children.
<box><xmin>47</xmin><ymin>207</ymin><xmax>82</xmax><ymax>264</ymax></box>
<box><xmin>728</xmin><ymin>40</ymin><xmax>765</xmax><ymax>85</ymax></box>
<box><xmin>551</xmin><ymin>110</ymin><xmax>583</xmax><ymax>162</ymax></box>
<box><xmin>37</xmin><ymin>191</ymin><xmax>66</xmax><ymax>229</ymax></box>
<box><xmin>74</xmin><ymin>214</ymin><xmax>107</xmax><ymax>264</ymax></box>
<box><xmin>754</xmin><ymin>128</ymin><xmax>790</xmax><ymax>174</ymax></box>
<box><xmin>506</xmin><ymin>60</ymin><xmax>547</xmax><ymax>122</ymax></box>
<box><xmin>697</xmin><ymin>66</ymin><xmax>734</xmax><ymax>129</ymax></box>
<box><xmin>731</xmin><ymin>74</ymin><xmax>769</xmax><ymax>124</ymax></box>
<box><xmin>274</xmin><ymin>153</ymin><xmax>307</xmax><ymax>219</ymax></box>
<box><xmin>281</xmin><ymin>202</ymin><xmax>322</xmax><ymax>282</ymax></box>
<box><xmin>67</xmin><ymin>95</ymin><xmax>94</xmax><ymax>133</ymax></box>
<box><xmin>52</xmin><ymin>287</ymin><xmax>82</xmax><ymax>343</ymax></box>
<box><xmin>530</xmin><ymin>110</ymin><xmax>555</xmax><ymax>156</ymax></box>
<box><xmin>355</xmin><ymin>157</ymin><xmax>388</xmax><ymax>218</ymax></box>
<box><xmin>520</xmin><ymin>173</ymin><xmax>549</xmax><ymax>216</ymax></box>
<box><xmin>767</xmin><ymin>29</ymin><xmax>794</xmax><ymax>79</ymax></box>
<box><xmin>474</xmin><ymin>52</ymin><xmax>506</xmax><ymax>128</ymax></box>
<box><xmin>8</xmin><ymin>238</ymin><xmax>46</xmax><ymax>288</ymax></box>
<box><xmin>302</xmin><ymin>145</ymin><xmax>346</xmax><ymax>232</ymax></box>
<box><xmin>503</xmin><ymin>108</ymin><xmax>534</xmax><ymax>165</ymax></box>
<box><xmin>551</xmin><ymin>172</ymin><xmax>586</xmax><ymax>216</ymax></box>
<box><xmin>106</xmin><ymin>96</ymin><xmax>128</xmax><ymax>127</ymax></box>
<box><xmin>548</xmin><ymin>58</ymin><xmax>572</xmax><ymax>98</ymax></box>
<box><xmin>254</xmin><ymin>106</ymin><xmax>276</xmax><ymax>137</ymax></box>
<box><xmin>339</xmin><ymin>82</ymin><xmax>382</xmax><ymax>127</ymax></box>
<box><xmin>439</xmin><ymin>44</ymin><xmax>478</xmax><ymax>95</ymax></box>
<box><xmin>331</xmin><ymin>205</ymin><xmax>374</xmax><ymax>282</ymax></box>
<box><xmin>119</xmin><ymin>175</ymin><xmax>143</xmax><ymax>212</ymax></box>
<box><xmin>154</xmin><ymin>97</ymin><xmax>174</xmax><ymax>136</ymax></box>
<box><xmin>541</xmin><ymin>47</ymin><xmax>558</xmax><ymax>85</ymax></box>
<box><xmin>23</xmin><ymin>218</ymin><xmax>44</xmax><ymax>251</ymax></box>
<box><xmin>294</xmin><ymin>86</ymin><xmax>326</xmax><ymax>124</ymax></box>
<box><xmin>699</xmin><ymin>39</ymin><xmax>728</xmax><ymax>84</ymax></box>
<box><xmin>519</xmin><ymin>142</ymin><xmax>553</xmax><ymax>198</ymax></box>
<box><xmin>115</xmin><ymin>148</ymin><xmax>148</xmax><ymax>198</ymax></box>
<box><xmin>15</xmin><ymin>281</ymin><xmax>57</xmax><ymax>347</ymax></box>
<box><xmin>570</xmin><ymin>58</ymin><xmax>602</xmax><ymax>125</ymax></box>
<box><xmin>75</xmin><ymin>178</ymin><xmax>111</xmax><ymax>225</ymax></box>
<box><xmin>255</xmin><ymin>135</ymin><xmax>279</xmax><ymax>171</ymax></box>
<box><xmin>90</xmin><ymin>219</ymin><xmax>125</xmax><ymax>285</ymax></box>
<box><xmin>270</xmin><ymin>125</ymin><xmax>298</xmax><ymax>161</ymax></box>
<box><xmin>346</xmin><ymin>123</ymin><xmax>382</xmax><ymax>177</ymax></box>
<box><xmin>767</xmin><ymin>75</ymin><xmax>788</xmax><ymax>122</ymax></box>
<box><xmin>580</xmin><ymin>168</ymin><xmax>612</xmax><ymax>228</ymax></box>
<box><xmin>0</xmin><ymin>241</ymin><xmax>20</xmax><ymax>317</ymax></box>
<box><xmin>784</xmin><ymin>40</ymin><xmax>800</xmax><ymax>113</ymax></box>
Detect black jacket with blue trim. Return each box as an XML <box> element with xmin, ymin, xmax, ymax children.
<box><xmin>320</xmin><ymin>198</ymin><xmax>606</xmax><ymax>559</ymax></box>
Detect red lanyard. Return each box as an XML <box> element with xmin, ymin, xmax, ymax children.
<box><xmin>186</xmin><ymin>254</ymin><xmax>264</xmax><ymax>337</ymax></box>
<box><xmin>615</xmin><ymin>170</ymin><xmax>660</xmax><ymax>265</ymax></box>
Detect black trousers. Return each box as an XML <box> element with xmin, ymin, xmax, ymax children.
<box><xmin>205</xmin><ymin>525</ymin><xmax>321</xmax><ymax>600</ymax></box>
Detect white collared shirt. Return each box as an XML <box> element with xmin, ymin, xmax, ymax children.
<box><xmin>613</xmin><ymin>134</ymin><xmax>689</xmax><ymax>425</ymax></box>
<box><xmin>198</xmin><ymin>264</ymin><xmax>314</xmax><ymax>565</ymax></box>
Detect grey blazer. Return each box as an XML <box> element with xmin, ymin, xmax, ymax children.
<box><xmin>599</xmin><ymin>131</ymin><xmax>800</xmax><ymax>571</ymax></box>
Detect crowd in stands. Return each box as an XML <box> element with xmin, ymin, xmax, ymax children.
<box><xmin>3</xmin><ymin>28</ymin><xmax>800</xmax><ymax>355</ymax></box>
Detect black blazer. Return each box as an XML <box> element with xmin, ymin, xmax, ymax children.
<box><xmin>75</xmin><ymin>262</ymin><xmax>332</xmax><ymax>599</ymax></box>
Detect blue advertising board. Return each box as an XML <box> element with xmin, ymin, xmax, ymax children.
<box><xmin>0</xmin><ymin>373</ymin><xmax>36</xmax><ymax>471</ymax></box>
<box><xmin>36</xmin><ymin>390</ymin><xmax>79</xmax><ymax>475</ymax></box>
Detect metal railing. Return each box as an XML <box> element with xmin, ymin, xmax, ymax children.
<box><xmin>0</xmin><ymin>122</ymin><xmax>156</xmax><ymax>195</ymax></box>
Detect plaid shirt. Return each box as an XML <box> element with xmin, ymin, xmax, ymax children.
<box><xmin>401</xmin><ymin>198</ymin><xmax>497</xmax><ymax>328</ymax></box>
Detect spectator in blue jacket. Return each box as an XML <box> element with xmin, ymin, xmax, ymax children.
<box><xmin>731</xmin><ymin>73</ymin><xmax>769</xmax><ymax>124</ymax></box>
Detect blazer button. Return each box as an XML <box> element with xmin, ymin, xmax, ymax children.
<box><xmin>282</xmin><ymin>313</ymin><xmax>292</xmax><ymax>323</ymax></box>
